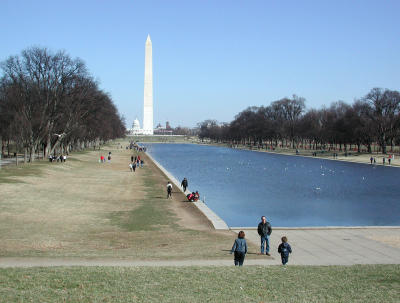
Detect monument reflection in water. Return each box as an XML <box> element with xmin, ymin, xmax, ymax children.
<box><xmin>143</xmin><ymin>143</ymin><xmax>400</xmax><ymax>227</ymax></box>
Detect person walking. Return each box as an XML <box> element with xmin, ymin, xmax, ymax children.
<box><xmin>257</xmin><ymin>216</ymin><xmax>272</xmax><ymax>255</ymax></box>
<box><xmin>278</xmin><ymin>236</ymin><xmax>292</xmax><ymax>266</ymax></box>
<box><xmin>166</xmin><ymin>181</ymin><xmax>173</xmax><ymax>199</ymax></box>
<box><xmin>129</xmin><ymin>162</ymin><xmax>133</xmax><ymax>172</ymax></box>
<box><xmin>181</xmin><ymin>177</ymin><xmax>188</xmax><ymax>192</ymax></box>
<box><xmin>230</xmin><ymin>231</ymin><xmax>247</xmax><ymax>266</ymax></box>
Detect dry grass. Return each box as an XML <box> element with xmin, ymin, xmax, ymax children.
<box><xmin>0</xmin><ymin>140</ymin><xmax>238</xmax><ymax>259</ymax></box>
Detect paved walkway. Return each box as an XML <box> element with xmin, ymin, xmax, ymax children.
<box><xmin>232</xmin><ymin>227</ymin><xmax>400</xmax><ymax>265</ymax></box>
<box><xmin>1</xmin><ymin>228</ymin><xmax>399</xmax><ymax>268</ymax></box>
<box><xmin>0</xmin><ymin>258</ymin><xmax>268</xmax><ymax>268</ymax></box>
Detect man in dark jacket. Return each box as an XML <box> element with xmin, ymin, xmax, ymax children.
<box><xmin>181</xmin><ymin>178</ymin><xmax>188</xmax><ymax>192</ymax></box>
<box><xmin>257</xmin><ymin>216</ymin><xmax>272</xmax><ymax>255</ymax></box>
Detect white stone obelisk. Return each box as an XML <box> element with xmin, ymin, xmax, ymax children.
<box><xmin>143</xmin><ymin>34</ymin><xmax>153</xmax><ymax>135</ymax></box>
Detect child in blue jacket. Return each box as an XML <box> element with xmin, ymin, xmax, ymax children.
<box><xmin>230</xmin><ymin>231</ymin><xmax>247</xmax><ymax>266</ymax></box>
<box><xmin>278</xmin><ymin>236</ymin><xmax>292</xmax><ymax>265</ymax></box>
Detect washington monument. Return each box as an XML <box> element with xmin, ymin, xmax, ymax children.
<box><xmin>142</xmin><ymin>34</ymin><xmax>154</xmax><ymax>135</ymax></box>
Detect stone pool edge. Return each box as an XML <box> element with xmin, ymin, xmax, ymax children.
<box><xmin>145</xmin><ymin>152</ymin><xmax>230</xmax><ymax>230</ymax></box>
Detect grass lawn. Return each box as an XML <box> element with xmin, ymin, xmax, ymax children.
<box><xmin>1</xmin><ymin>265</ymin><xmax>399</xmax><ymax>302</ymax></box>
<box><xmin>0</xmin><ymin>140</ymin><xmax>236</xmax><ymax>259</ymax></box>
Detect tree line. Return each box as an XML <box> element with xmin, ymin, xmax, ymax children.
<box><xmin>0</xmin><ymin>47</ymin><xmax>126</xmax><ymax>163</ymax></box>
<box><xmin>198</xmin><ymin>88</ymin><xmax>400</xmax><ymax>154</ymax></box>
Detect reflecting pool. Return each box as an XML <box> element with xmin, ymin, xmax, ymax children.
<box><xmin>143</xmin><ymin>143</ymin><xmax>400</xmax><ymax>227</ymax></box>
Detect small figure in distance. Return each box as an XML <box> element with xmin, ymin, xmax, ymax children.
<box><xmin>370</xmin><ymin>157</ymin><xmax>373</xmax><ymax>164</ymax></box>
<box><xmin>129</xmin><ymin>162</ymin><xmax>133</xmax><ymax>172</ymax></box>
<box><xmin>194</xmin><ymin>191</ymin><xmax>200</xmax><ymax>201</ymax></box>
<box><xmin>257</xmin><ymin>215</ymin><xmax>272</xmax><ymax>256</ymax></box>
<box><xmin>230</xmin><ymin>230</ymin><xmax>247</xmax><ymax>266</ymax></box>
<box><xmin>166</xmin><ymin>181</ymin><xmax>173</xmax><ymax>199</ymax></box>
<box><xmin>278</xmin><ymin>236</ymin><xmax>292</xmax><ymax>266</ymax></box>
<box><xmin>181</xmin><ymin>177</ymin><xmax>188</xmax><ymax>192</ymax></box>
<box><xmin>132</xmin><ymin>161</ymin><xmax>136</xmax><ymax>172</ymax></box>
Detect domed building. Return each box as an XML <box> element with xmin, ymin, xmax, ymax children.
<box><xmin>130</xmin><ymin>118</ymin><xmax>142</xmax><ymax>135</ymax></box>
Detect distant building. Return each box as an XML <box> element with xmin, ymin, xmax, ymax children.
<box><xmin>130</xmin><ymin>118</ymin><xmax>142</xmax><ymax>135</ymax></box>
<box><xmin>153</xmin><ymin>121</ymin><xmax>173</xmax><ymax>135</ymax></box>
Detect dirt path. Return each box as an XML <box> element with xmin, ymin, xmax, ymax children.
<box><xmin>0</xmin><ymin>257</ymin><xmax>275</xmax><ymax>268</ymax></box>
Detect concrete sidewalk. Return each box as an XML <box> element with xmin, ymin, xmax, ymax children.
<box><xmin>232</xmin><ymin>227</ymin><xmax>400</xmax><ymax>265</ymax></box>
<box><xmin>1</xmin><ymin>228</ymin><xmax>398</xmax><ymax>268</ymax></box>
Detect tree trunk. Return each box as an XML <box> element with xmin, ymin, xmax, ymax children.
<box><xmin>24</xmin><ymin>147</ymin><xmax>28</xmax><ymax>163</ymax></box>
<box><xmin>380</xmin><ymin>134</ymin><xmax>387</xmax><ymax>154</ymax></box>
<box><xmin>1</xmin><ymin>138</ymin><xmax>4</xmax><ymax>158</ymax></box>
<box><xmin>45</xmin><ymin>134</ymin><xmax>51</xmax><ymax>158</ymax></box>
<box><xmin>30</xmin><ymin>145</ymin><xmax>35</xmax><ymax>162</ymax></box>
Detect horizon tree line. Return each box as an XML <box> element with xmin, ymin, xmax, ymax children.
<box><xmin>198</xmin><ymin>88</ymin><xmax>400</xmax><ymax>154</ymax></box>
<box><xmin>0</xmin><ymin>47</ymin><xmax>126</xmax><ymax>163</ymax></box>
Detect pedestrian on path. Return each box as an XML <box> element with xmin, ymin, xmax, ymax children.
<box><xmin>181</xmin><ymin>177</ymin><xmax>188</xmax><ymax>192</ymax></box>
<box><xmin>278</xmin><ymin>236</ymin><xmax>292</xmax><ymax>266</ymax></box>
<box><xmin>257</xmin><ymin>216</ymin><xmax>272</xmax><ymax>255</ymax></box>
<box><xmin>230</xmin><ymin>230</ymin><xmax>247</xmax><ymax>266</ymax></box>
<box><xmin>166</xmin><ymin>181</ymin><xmax>173</xmax><ymax>199</ymax></box>
<box><xmin>129</xmin><ymin>162</ymin><xmax>133</xmax><ymax>172</ymax></box>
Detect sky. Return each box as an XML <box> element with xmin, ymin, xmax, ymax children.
<box><xmin>1</xmin><ymin>1</ymin><xmax>399</xmax><ymax>128</ymax></box>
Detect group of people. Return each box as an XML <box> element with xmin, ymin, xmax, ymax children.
<box><xmin>99</xmin><ymin>152</ymin><xmax>112</xmax><ymax>163</ymax></box>
<box><xmin>370</xmin><ymin>155</ymin><xmax>394</xmax><ymax>165</ymax></box>
<box><xmin>129</xmin><ymin>155</ymin><xmax>144</xmax><ymax>172</ymax></box>
<box><xmin>230</xmin><ymin>216</ymin><xmax>292</xmax><ymax>267</ymax></box>
<box><xmin>186</xmin><ymin>191</ymin><xmax>199</xmax><ymax>202</ymax></box>
<box><xmin>127</xmin><ymin>141</ymin><xmax>147</xmax><ymax>152</ymax></box>
<box><xmin>48</xmin><ymin>154</ymin><xmax>67</xmax><ymax>162</ymax></box>
<box><xmin>165</xmin><ymin>178</ymin><xmax>201</xmax><ymax>202</ymax></box>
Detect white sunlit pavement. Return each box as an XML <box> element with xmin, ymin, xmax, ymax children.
<box><xmin>231</xmin><ymin>227</ymin><xmax>400</xmax><ymax>266</ymax></box>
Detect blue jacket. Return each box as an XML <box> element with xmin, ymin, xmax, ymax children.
<box><xmin>231</xmin><ymin>238</ymin><xmax>247</xmax><ymax>254</ymax></box>
<box><xmin>278</xmin><ymin>242</ymin><xmax>292</xmax><ymax>257</ymax></box>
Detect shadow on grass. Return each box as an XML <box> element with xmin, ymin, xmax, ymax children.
<box><xmin>0</xmin><ymin>162</ymin><xmax>45</xmax><ymax>184</ymax></box>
